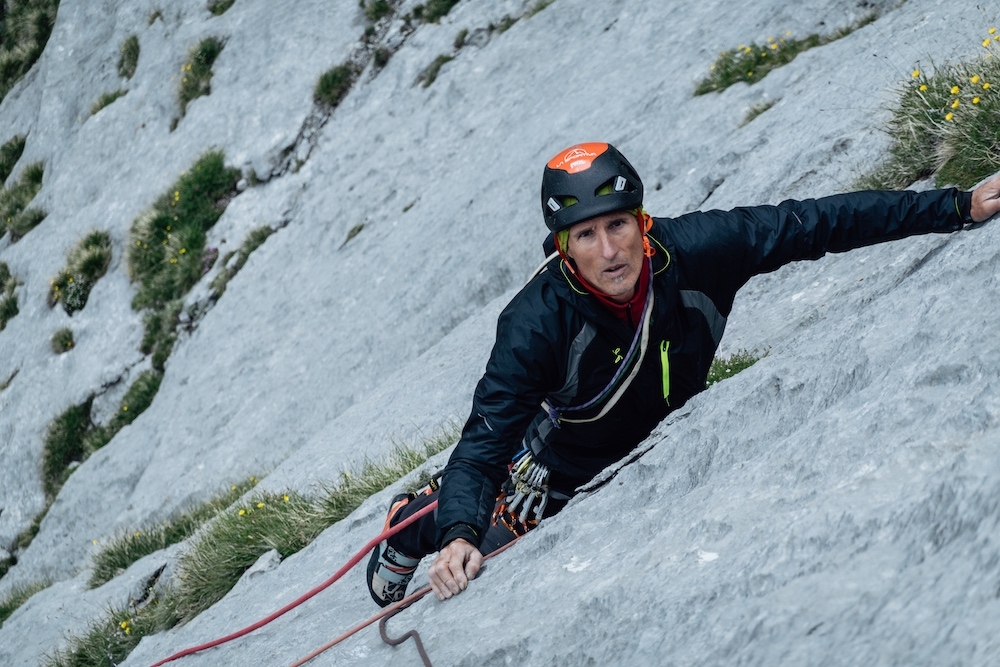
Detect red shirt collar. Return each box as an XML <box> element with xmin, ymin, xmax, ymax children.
<box><xmin>576</xmin><ymin>258</ymin><xmax>650</xmax><ymax>328</ymax></box>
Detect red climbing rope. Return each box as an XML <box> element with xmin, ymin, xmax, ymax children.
<box><xmin>147</xmin><ymin>499</ymin><xmax>439</xmax><ymax>667</ymax></box>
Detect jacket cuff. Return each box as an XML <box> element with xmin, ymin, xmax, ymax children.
<box><xmin>956</xmin><ymin>190</ymin><xmax>974</xmax><ymax>223</ymax></box>
<box><xmin>439</xmin><ymin>523</ymin><xmax>481</xmax><ymax>550</ymax></box>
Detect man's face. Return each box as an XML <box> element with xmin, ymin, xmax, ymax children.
<box><xmin>565</xmin><ymin>210</ymin><xmax>644</xmax><ymax>304</ymax></box>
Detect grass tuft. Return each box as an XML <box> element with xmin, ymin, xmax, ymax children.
<box><xmin>170</xmin><ymin>427</ymin><xmax>456</xmax><ymax>625</ymax></box>
<box><xmin>857</xmin><ymin>32</ymin><xmax>1000</xmax><ymax>190</ymax></box>
<box><xmin>209</xmin><ymin>225</ymin><xmax>273</xmax><ymax>297</ymax></box>
<box><xmin>0</xmin><ymin>0</ymin><xmax>61</xmax><ymax>103</ymax></box>
<box><xmin>177</xmin><ymin>36</ymin><xmax>224</xmax><ymax>117</ymax></box>
<box><xmin>91</xmin><ymin>89</ymin><xmax>126</xmax><ymax>116</ymax></box>
<box><xmin>314</xmin><ymin>62</ymin><xmax>359</xmax><ymax>108</ymax></box>
<box><xmin>0</xmin><ymin>580</ymin><xmax>50</xmax><ymax>628</ymax></box>
<box><xmin>706</xmin><ymin>349</ymin><xmax>763</xmax><ymax>388</ymax></box>
<box><xmin>118</xmin><ymin>34</ymin><xmax>139</xmax><ymax>79</ymax></box>
<box><xmin>695</xmin><ymin>15</ymin><xmax>876</xmax><ymax>95</ymax></box>
<box><xmin>741</xmin><ymin>99</ymin><xmax>778</xmax><ymax>126</ymax></box>
<box><xmin>207</xmin><ymin>0</ymin><xmax>236</xmax><ymax>15</ymax></box>
<box><xmin>42</xmin><ymin>398</ymin><xmax>95</xmax><ymax>498</ymax></box>
<box><xmin>48</xmin><ymin>230</ymin><xmax>112</xmax><ymax>315</ymax></box>
<box><xmin>0</xmin><ymin>262</ymin><xmax>21</xmax><ymax>331</ymax></box>
<box><xmin>51</xmin><ymin>327</ymin><xmax>74</xmax><ymax>354</ymax></box>
<box><xmin>0</xmin><ymin>134</ymin><xmax>27</xmax><ymax>183</ymax></box>
<box><xmin>107</xmin><ymin>370</ymin><xmax>163</xmax><ymax>433</ymax></box>
<box><xmin>88</xmin><ymin>478</ymin><xmax>255</xmax><ymax>588</ymax></box>
<box><xmin>127</xmin><ymin>151</ymin><xmax>241</xmax><ymax>311</ymax></box>
<box><xmin>140</xmin><ymin>301</ymin><xmax>182</xmax><ymax>371</ymax></box>
<box><xmin>0</xmin><ymin>160</ymin><xmax>45</xmax><ymax>241</ymax></box>
<box><xmin>419</xmin><ymin>0</ymin><xmax>460</xmax><ymax>23</ymax></box>
<box><xmin>417</xmin><ymin>54</ymin><xmax>453</xmax><ymax>87</ymax></box>
<box><xmin>525</xmin><ymin>0</ymin><xmax>555</xmax><ymax>18</ymax></box>
<box><xmin>361</xmin><ymin>0</ymin><xmax>391</xmax><ymax>22</ymax></box>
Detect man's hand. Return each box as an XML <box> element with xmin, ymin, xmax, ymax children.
<box><xmin>428</xmin><ymin>538</ymin><xmax>482</xmax><ymax>601</ymax></box>
<box><xmin>970</xmin><ymin>172</ymin><xmax>1000</xmax><ymax>223</ymax></box>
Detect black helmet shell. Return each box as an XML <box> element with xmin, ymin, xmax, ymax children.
<box><xmin>541</xmin><ymin>142</ymin><xmax>643</xmax><ymax>232</ymax></box>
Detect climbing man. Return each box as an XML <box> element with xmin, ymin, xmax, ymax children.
<box><xmin>367</xmin><ymin>142</ymin><xmax>1000</xmax><ymax>607</ymax></box>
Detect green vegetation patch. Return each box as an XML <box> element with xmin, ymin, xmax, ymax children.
<box><xmin>0</xmin><ymin>134</ymin><xmax>26</xmax><ymax>183</ymax></box>
<box><xmin>51</xmin><ymin>327</ymin><xmax>74</xmax><ymax>354</ymax></box>
<box><xmin>89</xmin><ymin>478</ymin><xmax>255</xmax><ymax>588</ymax></box>
<box><xmin>741</xmin><ymin>99</ymin><xmax>778</xmax><ymax>126</ymax></box>
<box><xmin>695</xmin><ymin>15</ymin><xmax>876</xmax><ymax>95</ymax></box>
<box><xmin>208</xmin><ymin>0</ymin><xmax>236</xmax><ymax>15</ymax></box>
<box><xmin>0</xmin><ymin>160</ymin><xmax>45</xmax><ymax>241</ymax></box>
<box><xmin>43</xmin><ymin>600</ymin><xmax>170</xmax><ymax>667</ymax></box>
<box><xmin>118</xmin><ymin>34</ymin><xmax>139</xmax><ymax>79</ymax></box>
<box><xmin>42</xmin><ymin>398</ymin><xmax>95</xmax><ymax>498</ymax></box>
<box><xmin>48</xmin><ymin>230</ymin><xmax>113</xmax><ymax>315</ymax></box>
<box><xmin>0</xmin><ymin>0</ymin><xmax>61</xmax><ymax>103</ymax></box>
<box><xmin>0</xmin><ymin>262</ymin><xmax>20</xmax><ymax>331</ymax></box>
<box><xmin>361</xmin><ymin>0</ymin><xmax>391</xmax><ymax>22</ymax></box>
<box><xmin>413</xmin><ymin>0</ymin><xmax>460</xmax><ymax>23</ymax></box>
<box><xmin>417</xmin><ymin>53</ymin><xmax>453</xmax><ymax>87</ymax></box>
<box><xmin>177</xmin><ymin>36</ymin><xmax>224</xmax><ymax>117</ymax></box>
<box><xmin>210</xmin><ymin>225</ymin><xmax>274</xmax><ymax>298</ymax></box>
<box><xmin>128</xmin><ymin>151</ymin><xmax>240</xmax><ymax>311</ymax></box>
<box><xmin>140</xmin><ymin>301</ymin><xmax>182</xmax><ymax>371</ymax></box>
<box><xmin>857</xmin><ymin>30</ymin><xmax>1000</xmax><ymax>190</ymax></box>
<box><xmin>41</xmin><ymin>370</ymin><xmax>165</xmax><ymax>499</ymax></box>
<box><xmin>0</xmin><ymin>580</ymin><xmax>49</xmax><ymax>628</ymax></box>
<box><xmin>91</xmin><ymin>89</ymin><xmax>126</xmax><ymax>116</ymax></box>
<box><xmin>169</xmin><ymin>430</ymin><xmax>455</xmax><ymax>624</ymax></box>
<box><xmin>314</xmin><ymin>61</ymin><xmax>359</xmax><ymax>108</ymax></box>
<box><xmin>706</xmin><ymin>349</ymin><xmax>763</xmax><ymax>388</ymax></box>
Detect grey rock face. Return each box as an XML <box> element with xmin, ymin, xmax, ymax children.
<box><xmin>2</xmin><ymin>0</ymin><xmax>999</xmax><ymax>666</ymax></box>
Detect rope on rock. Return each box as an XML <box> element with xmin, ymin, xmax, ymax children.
<box><xmin>379</xmin><ymin>610</ymin><xmax>434</xmax><ymax>667</ymax></box>
<box><xmin>288</xmin><ymin>538</ymin><xmax>522</xmax><ymax>666</ymax></box>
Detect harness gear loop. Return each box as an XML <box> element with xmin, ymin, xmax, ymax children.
<box><xmin>495</xmin><ymin>449</ymin><xmax>551</xmax><ymax>530</ymax></box>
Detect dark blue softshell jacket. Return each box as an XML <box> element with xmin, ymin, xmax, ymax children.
<box><xmin>436</xmin><ymin>188</ymin><xmax>972</xmax><ymax>549</ymax></box>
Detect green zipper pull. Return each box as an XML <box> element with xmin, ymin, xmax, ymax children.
<box><xmin>660</xmin><ymin>340</ymin><xmax>670</xmax><ymax>404</ymax></box>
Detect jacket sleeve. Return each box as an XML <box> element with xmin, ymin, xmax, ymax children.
<box><xmin>664</xmin><ymin>188</ymin><xmax>971</xmax><ymax>316</ymax></box>
<box><xmin>436</xmin><ymin>283</ymin><xmax>562</xmax><ymax>549</ymax></box>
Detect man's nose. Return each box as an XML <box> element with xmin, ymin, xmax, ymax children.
<box><xmin>599</xmin><ymin>231</ymin><xmax>618</xmax><ymax>258</ymax></box>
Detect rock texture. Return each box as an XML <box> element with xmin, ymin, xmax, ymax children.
<box><xmin>1</xmin><ymin>0</ymin><xmax>999</xmax><ymax>665</ymax></box>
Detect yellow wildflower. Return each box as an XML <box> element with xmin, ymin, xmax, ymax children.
<box><xmin>239</xmin><ymin>508</ymin><xmax>246</xmax><ymax>516</ymax></box>
<box><xmin>283</xmin><ymin>494</ymin><xmax>290</xmax><ymax>502</ymax></box>
<box><xmin>123</xmin><ymin>405</ymin><xmax>129</xmax><ymax>411</ymax></box>
<box><xmin>984</xmin><ymin>82</ymin><xmax>992</xmax><ymax>90</ymax></box>
<box><xmin>710</xmin><ymin>65</ymin><xmax>715</xmax><ymax>71</ymax></box>
<box><xmin>945</xmin><ymin>112</ymin><xmax>954</xmax><ymax>121</ymax></box>
<box><xmin>770</xmin><ymin>43</ymin><xmax>778</xmax><ymax>50</ymax></box>
<box><xmin>951</xmin><ymin>99</ymin><xmax>960</xmax><ymax>109</ymax></box>
<box><xmin>919</xmin><ymin>84</ymin><xmax>928</xmax><ymax>91</ymax></box>
<box><xmin>972</xmin><ymin>75</ymin><xmax>980</xmax><ymax>83</ymax></box>
<box><xmin>170</xmin><ymin>258</ymin><xmax>178</xmax><ymax>264</ymax></box>
<box><xmin>134</xmin><ymin>531</ymin><xmax>141</xmax><ymax>537</ymax></box>
<box><xmin>951</xmin><ymin>85</ymin><xmax>960</xmax><ymax>94</ymax></box>
<box><xmin>973</xmin><ymin>96</ymin><xmax>981</xmax><ymax>104</ymax></box>
<box><xmin>985</xmin><ymin>39</ymin><xmax>992</xmax><ymax>47</ymax></box>
<box><xmin>747</xmin><ymin>71</ymin><xmax>754</xmax><ymax>77</ymax></box>
<box><xmin>912</xmin><ymin>69</ymin><xmax>920</xmax><ymax>78</ymax></box>
<box><xmin>250</xmin><ymin>476</ymin><xmax>258</xmax><ymax>483</ymax></box>
<box><xmin>992</xmin><ymin>28</ymin><xmax>997</xmax><ymax>34</ymax></box>
<box><xmin>231</xmin><ymin>485</ymin><xmax>237</xmax><ymax>491</ymax></box>
<box><xmin>257</xmin><ymin>502</ymin><xmax>265</xmax><ymax>509</ymax></box>
<box><xmin>179</xmin><ymin>248</ymin><xmax>186</xmax><ymax>254</ymax></box>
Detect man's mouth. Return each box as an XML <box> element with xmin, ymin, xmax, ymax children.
<box><xmin>603</xmin><ymin>263</ymin><xmax>628</xmax><ymax>280</ymax></box>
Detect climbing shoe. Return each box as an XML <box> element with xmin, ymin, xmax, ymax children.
<box><xmin>366</xmin><ymin>493</ymin><xmax>420</xmax><ymax>607</ymax></box>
